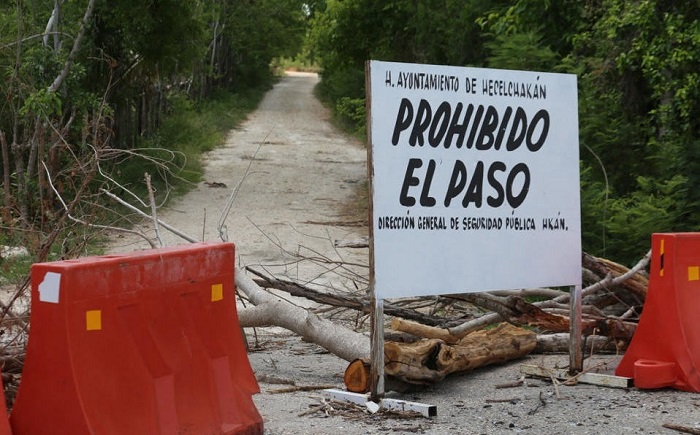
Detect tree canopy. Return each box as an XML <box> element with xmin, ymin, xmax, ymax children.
<box><xmin>309</xmin><ymin>0</ymin><xmax>700</xmax><ymax>265</ymax></box>
<box><xmin>1</xmin><ymin>0</ymin><xmax>698</xmax><ymax>267</ymax></box>
<box><xmin>0</xmin><ymin>0</ymin><xmax>307</xmax><ymax>255</ymax></box>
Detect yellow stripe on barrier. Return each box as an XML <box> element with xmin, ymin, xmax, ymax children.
<box><xmin>688</xmin><ymin>266</ymin><xmax>699</xmax><ymax>282</ymax></box>
<box><xmin>211</xmin><ymin>283</ymin><xmax>223</xmax><ymax>302</ymax></box>
<box><xmin>86</xmin><ymin>310</ymin><xmax>102</xmax><ymax>331</ymax></box>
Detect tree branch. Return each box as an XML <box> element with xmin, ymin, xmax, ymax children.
<box><xmin>48</xmin><ymin>0</ymin><xmax>96</xmax><ymax>93</ymax></box>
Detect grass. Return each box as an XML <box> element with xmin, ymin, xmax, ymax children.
<box><xmin>111</xmin><ymin>86</ymin><xmax>269</xmax><ymax>205</ymax></box>
<box><xmin>0</xmin><ymin>254</ymin><xmax>32</xmax><ymax>285</ymax></box>
<box><xmin>1</xmin><ymin>79</ymin><xmax>271</xmax><ymax>278</ymax></box>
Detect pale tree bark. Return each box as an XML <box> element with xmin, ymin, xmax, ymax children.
<box><xmin>384</xmin><ymin>324</ymin><xmax>536</xmax><ymax>384</ymax></box>
<box><xmin>8</xmin><ymin>2</ymin><xmax>26</xmax><ymax>224</ymax></box>
<box><xmin>43</xmin><ymin>0</ymin><xmax>64</xmax><ymax>52</ymax></box>
<box><xmin>48</xmin><ymin>0</ymin><xmax>96</xmax><ymax>94</ymax></box>
<box><xmin>236</xmin><ymin>271</ymin><xmax>370</xmax><ymax>362</ymax></box>
<box><xmin>4</xmin><ymin>0</ymin><xmax>97</xmax><ymax>226</ymax></box>
<box><xmin>0</xmin><ymin>131</ymin><xmax>11</xmax><ymax>221</ymax></box>
<box><xmin>106</xmin><ymin>190</ymin><xmax>541</xmax><ymax>375</ymax></box>
<box><xmin>12</xmin><ymin>136</ymin><xmax>28</xmax><ymax>224</ymax></box>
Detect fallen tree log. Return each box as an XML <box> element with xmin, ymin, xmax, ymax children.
<box><xmin>101</xmin><ymin>192</ymin><xmax>374</xmax><ymax>363</ymax></box>
<box><xmin>386</xmin><ymin>323</ymin><xmax>537</xmax><ymax>384</ymax></box>
<box><xmin>344</xmin><ymin>323</ymin><xmax>536</xmax><ymax>392</ymax></box>
<box><xmin>236</xmin><ymin>269</ymin><xmax>371</xmax><ymax>363</ymax></box>
<box><xmin>391</xmin><ymin>319</ymin><xmax>627</xmax><ymax>355</ymax></box>
<box><xmin>102</xmin><ymin>197</ymin><xmax>643</xmax><ymax>386</ymax></box>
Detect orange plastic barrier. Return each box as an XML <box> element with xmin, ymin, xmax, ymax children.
<box><xmin>616</xmin><ymin>233</ymin><xmax>700</xmax><ymax>391</ymax></box>
<box><xmin>11</xmin><ymin>242</ymin><xmax>262</xmax><ymax>434</ymax></box>
<box><xmin>0</xmin><ymin>368</ymin><xmax>11</xmax><ymax>435</ymax></box>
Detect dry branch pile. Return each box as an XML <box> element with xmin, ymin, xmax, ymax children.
<box><xmin>244</xmin><ymin>248</ymin><xmax>651</xmax><ymax>391</ymax></box>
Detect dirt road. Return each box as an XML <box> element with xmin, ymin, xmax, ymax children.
<box><xmin>110</xmin><ymin>73</ymin><xmax>700</xmax><ymax>434</ymax></box>
<box><xmin>109</xmin><ymin>72</ymin><xmax>367</xmax><ymax>278</ymax></box>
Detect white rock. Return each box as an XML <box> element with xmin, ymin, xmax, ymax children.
<box><xmin>365</xmin><ymin>401</ymin><xmax>380</xmax><ymax>414</ymax></box>
<box><xmin>1</xmin><ymin>245</ymin><xmax>30</xmax><ymax>259</ymax></box>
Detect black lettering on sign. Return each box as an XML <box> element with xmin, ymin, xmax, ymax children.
<box><xmin>400</xmin><ymin>158</ymin><xmax>436</xmax><ymax>207</ymax></box>
<box><xmin>392</xmin><ymin>99</ymin><xmax>413</xmax><ymax>145</ymax></box>
<box><xmin>409</xmin><ymin>99</ymin><xmax>433</xmax><ymax>146</ymax></box>
<box><xmin>391</xmin><ymin>99</ymin><xmax>550</xmax><ymax>152</ymax></box>
<box><xmin>505</xmin><ymin>163</ymin><xmax>530</xmax><ymax>208</ymax></box>
<box><xmin>444</xmin><ymin>103</ymin><xmax>473</xmax><ymax>148</ymax></box>
<box><xmin>400</xmin><ymin>158</ymin><xmax>422</xmax><ymax>206</ymax></box>
<box><xmin>439</xmin><ymin>159</ymin><xmax>532</xmax><ymax>209</ymax></box>
<box><xmin>486</xmin><ymin>161</ymin><xmax>506</xmax><ymax>207</ymax></box>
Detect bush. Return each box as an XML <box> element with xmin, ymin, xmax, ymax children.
<box><xmin>334</xmin><ymin>97</ymin><xmax>366</xmax><ymax>136</ymax></box>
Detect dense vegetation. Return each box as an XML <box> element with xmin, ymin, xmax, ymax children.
<box><xmin>308</xmin><ymin>0</ymin><xmax>700</xmax><ymax>265</ymax></box>
<box><xmin>0</xmin><ymin>1</ymin><xmax>697</xmax><ymax>268</ymax></box>
<box><xmin>0</xmin><ymin>0</ymin><xmax>307</xmax><ymax>261</ymax></box>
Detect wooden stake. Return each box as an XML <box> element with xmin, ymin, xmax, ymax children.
<box><xmin>365</xmin><ymin>60</ymin><xmax>384</xmax><ymax>403</ymax></box>
<box><xmin>569</xmin><ymin>284</ymin><xmax>583</xmax><ymax>373</ymax></box>
<box><xmin>369</xmin><ymin>296</ymin><xmax>385</xmax><ymax>402</ymax></box>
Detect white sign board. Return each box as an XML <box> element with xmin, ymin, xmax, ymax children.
<box><xmin>368</xmin><ymin>61</ymin><xmax>581</xmax><ymax>299</ymax></box>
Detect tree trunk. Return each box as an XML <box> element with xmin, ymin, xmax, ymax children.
<box><xmin>450</xmin><ymin>292</ymin><xmax>637</xmax><ymax>341</ymax></box>
<box><xmin>582</xmin><ymin>252</ymin><xmax>648</xmax><ymax>302</ymax></box>
<box><xmin>385</xmin><ymin>323</ymin><xmax>536</xmax><ymax>384</ymax></box>
<box><xmin>0</xmin><ymin>131</ymin><xmax>12</xmax><ymax>221</ymax></box>
<box><xmin>344</xmin><ymin>323</ymin><xmax>536</xmax><ymax>392</ymax></box>
<box><xmin>12</xmin><ymin>139</ymin><xmax>28</xmax><ymax>225</ymax></box>
<box><xmin>236</xmin><ymin>271</ymin><xmax>370</xmax><ymax>363</ymax></box>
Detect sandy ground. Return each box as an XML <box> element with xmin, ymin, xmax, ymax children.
<box><xmin>108</xmin><ymin>72</ymin><xmax>700</xmax><ymax>434</ymax></box>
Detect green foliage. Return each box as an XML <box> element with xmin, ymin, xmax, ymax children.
<box><xmin>270</xmin><ymin>56</ymin><xmax>321</xmax><ymax>74</ymax></box>
<box><xmin>310</xmin><ymin>0</ymin><xmax>493</xmax><ymax>135</ymax></box>
<box><xmin>1</xmin><ymin>0</ymin><xmax>698</xmax><ymax>269</ymax></box>
<box><xmin>0</xmin><ymin>0</ymin><xmax>307</xmax><ymax>259</ymax></box>
<box><xmin>477</xmin><ymin>0</ymin><xmax>584</xmax><ymax>56</ymax></box>
<box><xmin>605</xmin><ymin>175</ymin><xmax>689</xmax><ymax>264</ymax></box>
<box><xmin>20</xmin><ymin>89</ymin><xmax>62</xmax><ymax>117</ymax></box>
<box><xmin>485</xmin><ymin>32</ymin><xmax>558</xmax><ymax>71</ymax></box>
<box><xmin>93</xmin><ymin>0</ymin><xmax>205</xmax><ymax>75</ymax></box>
<box><xmin>579</xmin><ymin>164</ymin><xmax>610</xmax><ymax>259</ymax></box>
<box><xmin>334</xmin><ymin>97</ymin><xmax>366</xmax><ymax>136</ymax></box>
<box><xmin>568</xmin><ymin>0</ymin><xmax>700</xmax><ymax>263</ymax></box>
<box><xmin>0</xmin><ymin>254</ymin><xmax>34</xmax><ymax>284</ymax></box>
<box><xmin>218</xmin><ymin>0</ymin><xmax>307</xmax><ymax>88</ymax></box>
<box><xmin>307</xmin><ymin>0</ymin><xmax>700</xmax><ymax>266</ymax></box>
<box><xmin>111</xmin><ymin>86</ymin><xmax>267</xmax><ymax>203</ymax></box>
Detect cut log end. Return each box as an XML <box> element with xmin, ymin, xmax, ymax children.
<box><xmin>344</xmin><ymin>359</ymin><xmax>371</xmax><ymax>393</ymax></box>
